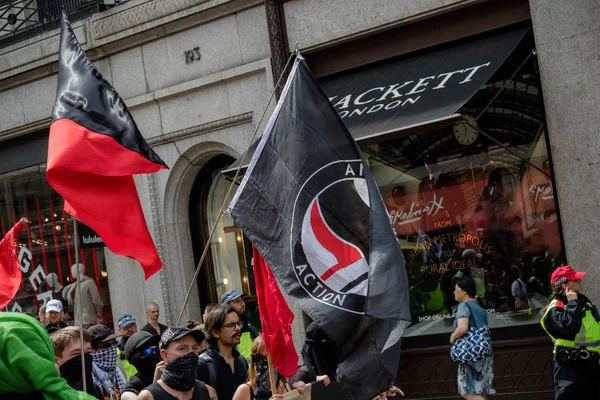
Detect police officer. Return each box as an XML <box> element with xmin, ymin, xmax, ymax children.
<box><xmin>540</xmin><ymin>266</ymin><xmax>600</xmax><ymax>399</ymax></box>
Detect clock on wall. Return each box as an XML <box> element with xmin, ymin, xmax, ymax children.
<box><xmin>453</xmin><ymin>115</ymin><xmax>479</xmax><ymax>145</ymax></box>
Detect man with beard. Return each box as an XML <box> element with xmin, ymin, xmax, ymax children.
<box><xmin>120</xmin><ymin>331</ymin><xmax>161</xmax><ymax>399</ymax></box>
<box><xmin>220</xmin><ymin>290</ymin><xmax>259</xmax><ymax>361</ymax></box>
<box><xmin>197</xmin><ymin>304</ymin><xmax>248</xmax><ymax>400</ymax></box>
<box><xmin>45</xmin><ymin>299</ymin><xmax>67</xmax><ymax>334</ymax></box>
<box><xmin>116</xmin><ymin>314</ymin><xmax>139</xmax><ymax>379</ymax></box>
<box><xmin>0</xmin><ymin>313</ymin><xmax>96</xmax><ymax>400</ymax></box>
<box><xmin>51</xmin><ymin>326</ymin><xmax>100</xmax><ymax>399</ymax></box>
<box><xmin>88</xmin><ymin>325</ymin><xmax>126</xmax><ymax>400</ymax></box>
<box><xmin>138</xmin><ymin>327</ymin><xmax>215</xmax><ymax>400</ymax></box>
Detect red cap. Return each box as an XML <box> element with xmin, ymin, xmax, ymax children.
<box><xmin>551</xmin><ymin>266</ymin><xmax>586</xmax><ymax>287</ymax></box>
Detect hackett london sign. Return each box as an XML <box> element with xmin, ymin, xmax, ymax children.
<box><xmin>320</xmin><ymin>27</ymin><xmax>529</xmax><ymax>140</ymax></box>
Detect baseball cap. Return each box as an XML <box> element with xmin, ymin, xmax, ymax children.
<box><xmin>117</xmin><ymin>314</ymin><xmax>136</xmax><ymax>329</ymax></box>
<box><xmin>551</xmin><ymin>266</ymin><xmax>586</xmax><ymax>287</ymax></box>
<box><xmin>159</xmin><ymin>327</ymin><xmax>205</xmax><ymax>350</ymax></box>
<box><xmin>124</xmin><ymin>331</ymin><xmax>160</xmax><ymax>364</ymax></box>
<box><xmin>87</xmin><ymin>325</ymin><xmax>120</xmax><ymax>347</ymax></box>
<box><xmin>221</xmin><ymin>289</ymin><xmax>243</xmax><ymax>304</ymax></box>
<box><xmin>46</xmin><ymin>299</ymin><xmax>63</xmax><ymax>313</ymax></box>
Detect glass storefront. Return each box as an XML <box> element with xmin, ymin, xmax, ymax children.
<box><xmin>364</xmin><ymin>51</ymin><xmax>563</xmax><ymax>341</ymax></box>
<box><xmin>0</xmin><ymin>164</ymin><xmax>113</xmax><ymax>328</ymax></box>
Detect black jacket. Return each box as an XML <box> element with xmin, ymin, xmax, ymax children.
<box><xmin>543</xmin><ymin>294</ymin><xmax>600</xmax><ymax>342</ymax></box>
<box><xmin>141</xmin><ymin>322</ymin><xmax>168</xmax><ymax>336</ymax></box>
<box><xmin>196</xmin><ymin>346</ymin><xmax>248</xmax><ymax>400</ymax></box>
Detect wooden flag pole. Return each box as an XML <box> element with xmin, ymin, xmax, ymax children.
<box><xmin>267</xmin><ymin>350</ymin><xmax>277</xmax><ymax>398</ymax></box>
<box><xmin>72</xmin><ymin>217</ymin><xmax>87</xmax><ymax>392</ymax></box>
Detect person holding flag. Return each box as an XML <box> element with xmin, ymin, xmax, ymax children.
<box><xmin>227</xmin><ymin>53</ymin><xmax>412</xmax><ymax>400</ymax></box>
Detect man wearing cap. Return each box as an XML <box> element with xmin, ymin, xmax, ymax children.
<box><xmin>138</xmin><ymin>327</ymin><xmax>215</xmax><ymax>400</ymax></box>
<box><xmin>120</xmin><ymin>331</ymin><xmax>161</xmax><ymax>399</ymax></box>
<box><xmin>221</xmin><ymin>290</ymin><xmax>259</xmax><ymax>361</ymax></box>
<box><xmin>44</xmin><ymin>299</ymin><xmax>67</xmax><ymax>334</ymax></box>
<box><xmin>116</xmin><ymin>314</ymin><xmax>138</xmax><ymax>379</ymax></box>
<box><xmin>88</xmin><ymin>325</ymin><xmax>126</xmax><ymax>400</ymax></box>
<box><xmin>541</xmin><ymin>266</ymin><xmax>600</xmax><ymax>399</ymax></box>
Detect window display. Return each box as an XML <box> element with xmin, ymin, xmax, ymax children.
<box><xmin>0</xmin><ymin>164</ymin><xmax>113</xmax><ymax>328</ymax></box>
<box><xmin>364</xmin><ymin>61</ymin><xmax>563</xmax><ymax>339</ymax></box>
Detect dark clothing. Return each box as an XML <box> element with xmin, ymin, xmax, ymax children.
<box><xmin>196</xmin><ymin>346</ymin><xmax>248</xmax><ymax>400</ymax></box>
<box><xmin>141</xmin><ymin>322</ymin><xmax>168</xmax><ymax>336</ymax></box>
<box><xmin>289</xmin><ymin>365</ymin><xmax>315</xmax><ymax>386</ymax></box>
<box><xmin>123</xmin><ymin>374</ymin><xmax>153</xmax><ymax>396</ymax></box>
<box><xmin>44</xmin><ymin>321</ymin><xmax>67</xmax><ymax>334</ymax></box>
<box><xmin>241</xmin><ymin>314</ymin><xmax>259</xmax><ymax>340</ymax></box>
<box><xmin>145</xmin><ymin>380</ymin><xmax>210</xmax><ymax>400</ymax></box>
<box><xmin>0</xmin><ymin>392</ymin><xmax>43</xmax><ymax>400</ymax></box>
<box><xmin>542</xmin><ymin>294</ymin><xmax>600</xmax><ymax>400</ymax></box>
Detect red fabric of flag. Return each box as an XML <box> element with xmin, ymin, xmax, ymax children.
<box><xmin>0</xmin><ymin>220</ymin><xmax>27</xmax><ymax>309</ymax></box>
<box><xmin>253</xmin><ymin>246</ymin><xmax>298</xmax><ymax>377</ymax></box>
<box><xmin>47</xmin><ymin>13</ymin><xmax>167</xmax><ymax>279</ymax></box>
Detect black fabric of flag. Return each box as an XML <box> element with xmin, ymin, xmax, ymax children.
<box><xmin>228</xmin><ymin>56</ymin><xmax>411</xmax><ymax>400</ymax></box>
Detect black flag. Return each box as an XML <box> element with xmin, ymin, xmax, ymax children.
<box><xmin>228</xmin><ymin>56</ymin><xmax>411</xmax><ymax>400</ymax></box>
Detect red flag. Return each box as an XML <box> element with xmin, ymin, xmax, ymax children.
<box><xmin>0</xmin><ymin>219</ymin><xmax>27</xmax><ymax>309</ymax></box>
<box><xmin>46</xmin><ymin>13</ymin><xmax>167</xmax><ymax>278</ymax></box>
<box><xmin>253</xmin><ymin>246</ymin><xmax>298</xmax><ymax>377</ymax></box>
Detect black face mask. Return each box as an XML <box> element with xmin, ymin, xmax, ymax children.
<box><xmin>136</xmin><ymin>352</ymin><xmax>162</xmax><ymax>380</ymax></box>
<box><xmin>59</xmin><ymin>353</ymin><xmax>95</xmax><ymax>395</ymax></box>
<box><xmin>162</xmin><ymin>352</ymin><xmax>199</xmax><ymax>391</ymax></box>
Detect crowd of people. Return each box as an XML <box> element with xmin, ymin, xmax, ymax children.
<box><xmin>1</xmin><ymin>284</ymin><xmax>407</xmax><ymax>400</ymax></box>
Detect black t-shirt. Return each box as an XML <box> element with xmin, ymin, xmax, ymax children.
<box><xmin>123</xmin><ymin>374</ymin><xmax>153</xmax><ymax>395</ymax></box>
<box><xmin>196</xmin><ymin>347</ymin><xmax>248</xmax><ymax>400</ymax></box>
<box><xmin>145</xmin><ymin>380</ymin><xmax>210</xmax><ymax>400</ymax></box>
<box><xmin>141</xmin><ymin>322</ymin><xmax>168</xmax><ymax>336</ymax></box>
<box><xmin>44</xmin><ymin>321</ymin><xmax>67</xmax><ymax>334</ymax></box>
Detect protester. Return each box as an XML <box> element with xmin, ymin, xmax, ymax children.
<box><xmin>120</xmin><ymin>331</ymin><xmax>161</xmax><ymax>399</ymax></box>
<box><xmin>221</xmin><ymin>290</ymin><xmax>259</xmax><ymax>360</ymax></box>
<box><xmin>202</xmin><ymin>304</ymin><xmax>217</xmax><ymax>325</ymax></box>
<box><xmin>141</xmin><ymin>302</ymin><xmax>167</xmax><ymax>336</ymax></box>
<box><xmin>39</xmin><ymin>305</ymin><xmax>48</xmax><ymax>324</ymax></box>
<box><xmin>45</xmin><ymin>299</ymin><xmax>67</xmax><ymax>334</ymax></box>
<box><xmin>117</xmin><ymin>314</ymin><xmax>139</xmax><ymax>379</ymax></box>
<box><xmin>51</xmin><ymin>326</ymin><xmax>99</xmax><ymax>398</ymax></box>
<box><xmin>0</xmin><ymin>313</ymin><xmax>97</xmax><ymax>400</ymax></box>
<box><xmin>88</xmin><ymin>325</ymin><xmax>126</xmax><ymax>400</ymax></box>
<box><xmin>450</xmin><ymin>276</ymin><xmax>494</xmax><ymax>399</ymax></box>
<box><xmin>540</xmin><ymin>266</ymin><xmax>600</xmax><ymax>399</ymax></box>
<box><xmin>66</xmin><ymin>264</ymin><xmax>103</xmax><ymax>327</ymax></box>
<box><xmin>197</xmin><ymin>304</ymin><xmax>249</xmax><ymax>400</ymax></box>
<box><xmin>137</xmin><ymin>327</ymin><xmax>215</xmax><ymax>400</ymax></box>
<box><xmin>232</xmin><ymin>335</ymin><xmax>288</xmax><ymax>400</ymax></box>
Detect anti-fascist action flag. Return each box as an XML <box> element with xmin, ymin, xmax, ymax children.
<box><xmin>228</xmin><ymin>56</ymin><xmax>411</xmax><ymax>400</ymax></box>
<box><xmin>253</xmin><ymin>246</ymin><xmax>298</xmax><ymax>378</ymax></box>
<box><xmin>0</xmin><ymin>219</ymin><xmax>28</xmax><ymax>309</ymax></box>
<box><xmin>47</xmin><ymin>13</ymin><xmax>167</xmax><ymax>279</ymax></box>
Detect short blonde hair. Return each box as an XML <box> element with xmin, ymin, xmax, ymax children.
<box><xmin>50</xmin><ymin>326</ymin><xmax>91</xmax><ymax>358</ymax></box>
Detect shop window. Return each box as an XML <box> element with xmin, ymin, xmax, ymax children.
<box><xmin>0</xmin><ymin>164</ymin><xmax>113</xmax><ymax>328</ymax></box>
<box><xmin>364</xmin><ymin>53</ymin><xmax>563</xmax><ymax>344</ymax></box>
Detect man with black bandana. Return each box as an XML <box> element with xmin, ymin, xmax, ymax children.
<box><xmin>138</xmin><ymin>327</ymin><xmax>215</xmax><ymax>400</ymax></box>
<box><xmin>120</xmin><ymin>331</ymin><xmax>161</xmax><ymax>400</ymax></box>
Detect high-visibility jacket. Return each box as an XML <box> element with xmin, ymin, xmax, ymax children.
<box><xmin>541</xmin><ymin>297</ymin><xmax>600</xmax><ymax>353</ymax></box>
<box><xmin>116</xmin><ymin>346</ymin><xmax>138</xmax><ymax>379</ymax></box>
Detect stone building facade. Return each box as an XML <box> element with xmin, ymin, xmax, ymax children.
<box><xmin>1</xmin><ymin>0</ymin><xmax>599</xmax><ymax>398</ymax></box>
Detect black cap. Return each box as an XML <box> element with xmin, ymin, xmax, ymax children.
<box><xmin>159</xmin><ymin>327</ymin><xmax>205</xmax><ymax>350</ymax></box>
<box><xmin>87</xmin><ymin>324</ymin><xmax>120</xmax><ymax>348</ymax></box>
<box><xmin>124</xmin><ymin>331</ymin><xmax>160</xmax><ymax>364</ymax></box>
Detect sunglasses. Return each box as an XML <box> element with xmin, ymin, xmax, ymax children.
<box><xmin>140</xmin><ymin>346</ymin><xmax>159</xmax><ymax>358</ymax></box>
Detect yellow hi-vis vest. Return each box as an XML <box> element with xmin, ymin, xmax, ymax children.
<box><xmin>540</xmin><ymin>298</ymin><xmax>600</xmax><ymax>353</ymax></box>
<box><xmin>117</xmin><ymin>346</ymin><xmax>138</xmax><ymax>380</ymax></box>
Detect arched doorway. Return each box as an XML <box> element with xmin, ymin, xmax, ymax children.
<box><xmin>189</xmin><ymin>154</ymin><xmax>258</xmax><ymax>322</ymax></box>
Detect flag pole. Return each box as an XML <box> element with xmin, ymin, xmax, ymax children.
<box><xmin>175</xmin><ymin>43</ymin><xmax>299</xmax><ymax>325</ymax></box>
<box><xmin>72</xmin><ymin>217</ymin><xmax>87</xmax><ymax>392</ymax></box>
<box><xmin>267</xmin><ymin>350</ymin><xmax>277</xmax><ymax>397</ymax></box>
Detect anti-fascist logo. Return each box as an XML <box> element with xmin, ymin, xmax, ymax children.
<box><xmin>291</xmin><ymin>160</ymin><xmax>370</xmax><ymax>314</ymax></box>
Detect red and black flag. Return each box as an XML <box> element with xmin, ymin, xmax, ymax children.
<box><xmin>47</xmin><ymin>13</ymin><xmax>167</xmax><ymax>279</ymax></box>
<box><xmin>228</xmin><ymin>56</ymin><xmax>411</xmax><ymax>400</ymax></box>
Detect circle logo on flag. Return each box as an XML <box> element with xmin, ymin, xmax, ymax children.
<box><xmin>291</xmin><ymin>160</ymin><xmax>370</xmax><ymax>314</ymax></box>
